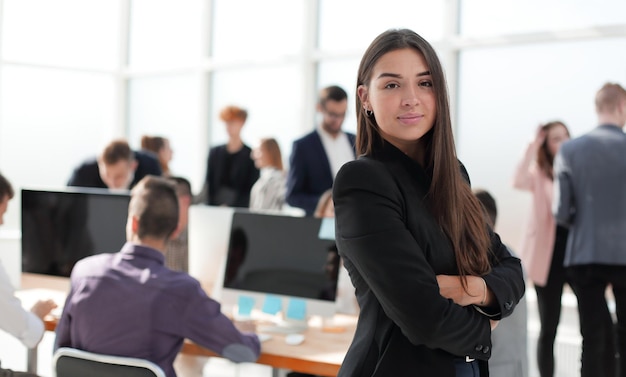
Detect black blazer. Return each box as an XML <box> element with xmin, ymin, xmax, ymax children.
<box><xmin>204</xmin><ymin>144</ymin><xmax>259</xmax><ymax>208</ymax></box>
<box><xmin>286</xmin><ymin>130</ymin><xmax>356</xmax><ymax>215</ymax></box>
<box><xmin>333</xmin><ymin>141</ymin><xmax>525</xmax><ymax>377</ymax></box>
<box><xmin>67</xmin><ymin>151</ymin><xmax>162</xmax><ymax>189</ymax></box>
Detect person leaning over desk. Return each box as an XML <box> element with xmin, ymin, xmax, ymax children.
<box><xmin>54</xmin><ymin>176</ymin><xmax>260</xmax><ymax>377</ymax></box>
<box><xmin>0</xmin><ymin>172</ymin><xmax>57</xmax><ymax>377</ymax></box>
<box><xmin>333</xmin><ymin>29</ymin><xmax>525</xmax><ymax>377</ymax></box>
<box><xmin>67</xmin><ymin>139</ymin><xmax>162</xmax><ymax>190</ymax></box>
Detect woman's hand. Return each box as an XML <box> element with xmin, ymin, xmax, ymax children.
<box><xmin>30</xmin><ymin>299</ymin><xmax>58</xmax><ymax>320</ymax></box>
<box><xmin>436</xmin><ymin>275</ymin><xmax>493</xmax><ymax>307</ymax></box>
<box><xmin>490</xmin><ymin>319</ymin><xmax>499</xmax><ymax>331</ymax></box>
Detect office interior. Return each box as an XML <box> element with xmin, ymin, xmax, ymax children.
<box><xmin>0</xmin><ymin>0</ymin><xmax>625</xmax><ymax>376</ymax></box>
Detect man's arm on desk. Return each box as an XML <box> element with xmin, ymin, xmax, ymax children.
<box><xmin>178</xmin><ymin>283</ymin><xmax>261</xmax><ymax>363</ymax></box>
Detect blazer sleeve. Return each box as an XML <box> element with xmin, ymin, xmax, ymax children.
<box><xmin>67</xmin><ymin>160</ymin><xmax>102</xmax><ymax>188</ymax></box>
<box><xmin>285</xmin><ymin>141</ymin><xmax>320</xmax><ymax>214</ymax></box>
<box><xmin>334</xmin><ymin>160</ymin><xmax>494</xmax><ymax>360</ymax></box>
<box><xmin>482</xmin><ymin>231</ymin><xmax>526</xmax><ymax>320</ymax></box>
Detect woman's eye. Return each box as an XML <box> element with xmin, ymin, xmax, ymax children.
<box><xmin>384</xmin><ymin>83</ymin><xmax>399</xmax><ymax>89</ymax></box>
<box><xmin>420</xmin><ymin>80</ymin><xmax>433</xmax><ymax>87</ymax></box>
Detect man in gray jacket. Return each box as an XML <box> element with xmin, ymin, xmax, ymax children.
<box><xmin>553</xmin><ymin>82</ymin><xmax>626</xmax><ymax>377</ymax></box>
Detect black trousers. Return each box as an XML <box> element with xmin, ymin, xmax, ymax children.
<box><xmin>533</xmin><ymin>225</ymin><xmax>569</xmax><ymax>377</ymax></box>
<box><xmin>454</xmin><ymin>359</ymin><xmax>480</xmax><ymax>377</ymax></box>
<box><xmin>567</xmin><ymin>264</ymin><xmax>625</xmax><ymax>377</ymax></box>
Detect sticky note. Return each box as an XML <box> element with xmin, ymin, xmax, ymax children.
<box><xmin>318</xmin><ymin>217</ymin><xmax>335</xmax><ymax>240</ymax></box>
<box><xmin>286</xmin><ymin>298</ymin><xmax>307</xmax><ymax>321</ymax></box>
<box><xmin>262</xmin><ymin>295</ymin><xmax>282</xmax><ymax>315</ymax></box>
<box><xmin>237</xmin><ymin>295</ymin><xmax>255</xmax><ymax>316</ymax></box>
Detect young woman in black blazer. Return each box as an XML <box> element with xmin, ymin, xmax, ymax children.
<box><xmin>333</xmin><ymin>29</ymin><xmax>525</xmax><ymax>377</ymax></box>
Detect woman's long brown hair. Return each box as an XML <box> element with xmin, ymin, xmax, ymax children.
<box><xmin>537</xmin><ymin>121</ymin><xmax>569</xmax><ymax>180</ymax></box>
<box><xmin>356</xmin><ymin>29</ymin><xmax>492</xmax><ymax>282</ymax></box>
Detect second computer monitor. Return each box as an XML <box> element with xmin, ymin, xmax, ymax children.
<box><xmin>220</xmin><ymin>211</ymin><xmax>339</xmax><ymax>319</ymax></box>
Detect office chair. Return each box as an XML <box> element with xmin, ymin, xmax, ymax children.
<box><xmin>53</xmin><ymin>347</ymin><xmax>166</xmax><ymax>377</ymax></box>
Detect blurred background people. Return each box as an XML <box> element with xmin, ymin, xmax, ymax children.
<box><xmin>204</xmin><ymin>105</ymin><xmax>259</xmax><ymax>207</ymax></box>
<box><xmin>286</xmin><ymin>85</ymin><xmax>356</xmax><ymax>216</ymax></box>
<box><xmin>553</xmin><ymin>82</ymin><xmax>626</xmax><ymax>377</ymax></box>
<box><xmin>54</xmin><ymin>176</ymin><xmax>260</xmax><ymax>377</ymax></box>
<box><xmin>0</xmin><ymin>172</ymin><xmax>57</xmax><ymax>377</ymax></box>
<box><xmin>313</xmin><ymin>188</ymin><xmax>357</xmax><ymax>316</ymax></box>
<box><xmin>141</xmin><ymin>135</ymin><xmax>173</xmax><ymax>177</ymax></box>
<box><xmin>249</xmin><ymin>138</ymin><xmax>286</xmax><ymax>212</ymax></box>
<box><xmin>68</xmin><ymin>139</ymin><xmax>162</xmax><ymax>190</ymax></box>
<box><xmin>474</xmin><ymin>188</ymin><xmax>528</xmax><ymax>377</ymax></box>
<box><xmin>165</xmin><ymin>176</ymin><xmax>193</xmax><ymax>273</ymax></box>
<box><xmin>512</xmin><ymin>122</ymin><xmax>572</xmax><ymax>377</ymax></box>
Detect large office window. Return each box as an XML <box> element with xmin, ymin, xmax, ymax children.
<box><xmin>460</xmin><ymin>0</ymin><xmax>626</xmax><ymax>37</ymax></box>
<box><xmin>1</xmin><ymin>0</ymin><xmax>120</xmax><ymax>70</ymax></box>
<box><xmin>211</xmin><ymin>0</ymin><xmax>305</xmax><ymax>60</ymax></box>
<box><xmin>0</xmin><ymin>0</ymin><xmax>120</xmax><ymax>229</ymax></box>
<box><xmin>128</xmin><ymin>0</ymin><xmax>205</xmax><ymax>69</ymax></box>
<box><xmin>0</xmin><ymin>0</ymin><xmax>625</xmax><ymax>247</ymax></box>
<box><xmin>127</xmin><ymin>74</ymin><xmax>204</xmax><ymax>186</ymax></box>
<box><xmin>318</xmin><ymin>0</ymin><xmax>446</xmax><ymax>53</ymax></box>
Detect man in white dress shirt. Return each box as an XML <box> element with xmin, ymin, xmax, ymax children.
<box><xmin>286</xmin><ymin>85</ymin><xmax>356</xmax><ymax>216</ymax></box>
<box><xmin>0</xmin><ymin>172</ymin><xmax>57</xmax><ymax>377</ymax></box>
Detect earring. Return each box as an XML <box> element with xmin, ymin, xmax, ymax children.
<box><xmin>365</xmin><ymin>108</ymin><xmax>373</xmax><ymax>118</ymax></box>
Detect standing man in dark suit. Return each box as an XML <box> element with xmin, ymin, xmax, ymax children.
<box><xmin>68</xmin><ymin>139</ymin><xmax>162</xmax><ymax>190</ymax></box>
<box><xmin>286</xmin><ymin>85</ymin><xmax>356</xmax><ymax>216</ymax></box>
<box><xmin>553</xmin><ymin>82</ymin><xmax>626</xmax><ymax>377</ymax></box>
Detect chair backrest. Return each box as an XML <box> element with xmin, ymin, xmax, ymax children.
<box><xmin>53</xmin><ymin>347</ymin><xmax>166</xmax><ymax>377</ymax></box>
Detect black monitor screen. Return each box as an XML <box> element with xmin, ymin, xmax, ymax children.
<box><xmin>21</xmin><ymin>188</ymin><xmax>131</xmax><ymax>277</ymax></box>
<box><xmin>223</xmin><ymin>211</ymin><xmax>339</xmax><ymax>302</ymax></box>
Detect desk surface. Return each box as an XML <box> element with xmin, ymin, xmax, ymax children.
<box><xmin>44</xmin><ymin>315</ymin><xmax>355</xmax><ymax>376</ymax></box>
<box><xmin>23</xmin><ymin>273</ymin><xmax>355</xmax><ymax>377</ymax></box>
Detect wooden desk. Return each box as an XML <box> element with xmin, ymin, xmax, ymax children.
<box><xmin>40</xmin><ymin>315</ymin><xmax>354</xmax><ymax>377</ymax></box>
<box><xmin>21</xmin><ymin>275</ymin><xmax>355</xmax><ymax>376</ymax></box>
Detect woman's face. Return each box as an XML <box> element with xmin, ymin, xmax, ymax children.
<box><xmin>251</xmin><ymin>143</ymin><xmax>270</xmax><ymax>169</ymax></box>
<box><xmin>546</xmin><ymin>124</ymin><xmax>570</xmax><ymax>157</ymax></box>
<box><xmin>225</xmin><ymin>119</ymin><xmax>245</xmax><ymax>139</ymax></box>
<box><xmin>358</xmin><ymin>48</ymin><xmax>436</xmax><ymax>155</ymax></box>
<box><xmin>159</xmin><ymin>139</ymin><xmax>173</xmax><ymax>163</ymax></box>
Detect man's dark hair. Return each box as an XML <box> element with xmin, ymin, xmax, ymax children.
<box><xmin>129</xmin><ymin>176</ymin><xmax>179</xmax><ymax>240</ymax></box>
<box><xmin>319</xmin><ymin>85</ymin><xmax>348</xmax><ymax>108</ymax></box>
<box><xmin>0</xmin><ymin>172</ymin><xmax>14</xmax><ymax>199</ymax></box>
<box><xmin>100</xmin><ymin>139</ymin><xmax>134</xmax><ymax>165</ymax></box>
<box><xmin>169</xmin><ymin>176</ymin><xmax>192</xmax><ymax>198</ymax></box>
<box><xmin>474</xmin><ymin>188</ymin><xmax>498</xmax><ymax>227</ymax></box>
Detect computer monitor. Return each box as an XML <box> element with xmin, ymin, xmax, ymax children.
<box><xmin>219</xmin><ymin>210</ymin><xmax>339</xmax><ymax>321</ymax></box>
<box><xmin>21</xmin><ymin>187</ymin><xmax>131</xmax><ymax>277</ymax></box>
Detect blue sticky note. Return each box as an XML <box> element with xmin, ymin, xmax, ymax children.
<box><xmin>262</xmin><ymin>295</ymin><xmax>282</xmax><ymax>315</ymax></box>
<box><xmin>286</xmin><ymin>298</ymin><xmax>307</xmax><ymax>321</ymax></box>
<box><xmin>237</xmin><ymin>295</ymin><xmax>255</xmax><ymax>317</ymax></box>
<box><xmin>318</xmin><ymin>217</ymin><xmax>335</xmax><ymax>240</ymax></box>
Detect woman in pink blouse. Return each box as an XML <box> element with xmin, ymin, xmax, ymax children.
<box><xmin>513</xmin><ymin>121</ymin><xmax>570</xmax><ymax>377</ymax></box>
